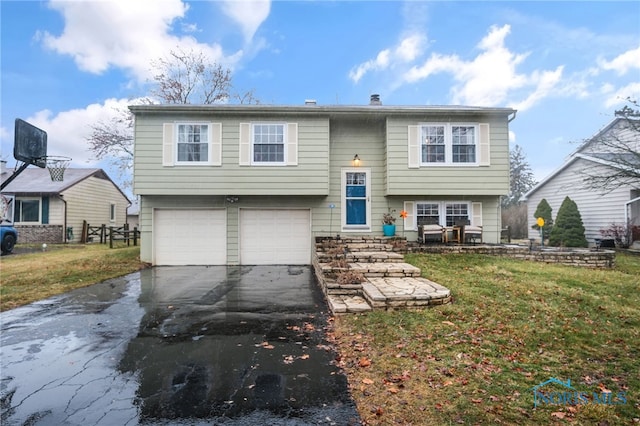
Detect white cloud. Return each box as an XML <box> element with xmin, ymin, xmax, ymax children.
<box><xmin>603</xmin><ymin>82</ymin><xmax>640</xmax><ymax>108</ymax></box>
<box><xmin>349</xmin><ymin>33</ymin><xmax>426</xmax><ymax>83</ymax></box>
<box><xmin>20</xmin><ymin>98</ymin><xmax>138</xmax><ymax>167</ymax></box>
<box><xmin>404</xmin><ymin>25</ymin><xmax>562</xmax><ymax>110</ymax></box>
<box><xmin>599</xmin><ymin>45</ymin><xmax>640</xmax><ymax>75</ymax></box>
<box><xmin>219</xmin><ymin>0</ymin><xmax>271</xmax><ymax>42</ymax></box>
<box><xmin>39</xmin><ymin>0</ymin><xmax>247</xmax><ymax>81</ymax></box>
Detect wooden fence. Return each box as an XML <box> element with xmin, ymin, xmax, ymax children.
<box><xmin>81</xmin><ymin>221</ymin><xmax>139</xmax><ymax>248</ymax></box>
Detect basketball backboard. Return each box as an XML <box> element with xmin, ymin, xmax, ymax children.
<box><xmin>14</xmin><ymin>119</ymin><xmax>47</xmax><ymax>168</ymax></box>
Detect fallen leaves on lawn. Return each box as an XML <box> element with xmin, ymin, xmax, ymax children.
<box><xmin>358</xmin><ymin>357</ymin><xmax>372</xmax><ymax>368</ymax></box>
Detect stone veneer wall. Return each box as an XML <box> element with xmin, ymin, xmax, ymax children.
<box><xmin>13</xmin><ymin>225</ymin><xmax>64</xmax><ymax>244</ymax></box>
<box><xmin>411</xmin><ymin>245</ymin><xmax>615</xmax><ymax>268</ymax></box>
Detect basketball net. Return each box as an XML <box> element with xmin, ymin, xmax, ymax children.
<box><xmin>45</xmin><ymin>156</ymin><xmax>72</xmax><ymax>182</ymax></box>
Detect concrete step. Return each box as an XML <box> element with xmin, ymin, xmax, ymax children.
<box><xmin>346</xmin><ymin>251</ymin><xmax>404</xmax><ymax>263</ymax></box>
<box><xmin>362</xmin><ymin>277</ymin><xmax>452</xmax><ymax>310</ymax></box>
<box><xmin>327</xmin><ymin>295</ymin><xmax>372</xmax><ymax>314</ymax></box>
<box><xmin>349</xmin><ymin>262</ymin><xmax>421</xmax><ymax>278</ymax></box>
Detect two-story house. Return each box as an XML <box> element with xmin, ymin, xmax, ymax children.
<box><xmin>131</xmin><ymin>96</ymin><xmax>515</xmax><ymax>265</ymax></box>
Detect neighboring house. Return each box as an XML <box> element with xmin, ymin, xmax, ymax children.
<box><xmin>522</xmin><ymin>117</ymin><xmax>640</xmax><ymax>245</ymax></box>
<box><xmin>131</xmin><ymin>96</ymin><xmax>516</xmax><ymax>266</ymax></box>
<box><xmin>0</xmin><ymin>166</ymin><xmax>130</xmax><ymax>243</ymax></box>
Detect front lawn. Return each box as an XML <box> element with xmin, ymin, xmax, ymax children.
<box><xmin>332</xmin><ymin>252</ymin><xmax>640</xmax><ymax>425</ymax></box>
<box><xmin>0</xmin><ymin>244</ymin><xmax>146</xmax><ymax>312</ymax></box>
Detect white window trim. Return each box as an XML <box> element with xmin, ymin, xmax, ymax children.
<box><xmin>174</xmin><ymin>122</ymin><xmax>215</xmax><ymax>166</ymax></box>
<box><xmin>109</xmin><ymin>203</ymin><xmax>116</xmax><ymax>223</ymax></box>
<box><xmin>15</xmin><ymin>197</ymin><xmax>41</xmax><ymax>224</ymax></box>
<box><xmin>419</xmin><ymin>123</ymin><xmax>479</xmax><ymax>167</ymax></box>
<box><xmin>250</xmin><ymin>122</ymin><xmax>287</xmax><ymax>166</ymax></box>
<box><xmin>413</xmin><ymin>201</ymin><xmax>472</xmax><ymax>227</ymax></box>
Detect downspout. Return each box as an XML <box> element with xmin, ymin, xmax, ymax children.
<box><xmin>60</xmin><ymin>195</ymin><xmax>68</xmax><ymax>243</ymax></box>
<box><xmin>508</xmin><ymin>111</ymin><xmax>517</xmax><ymax>123</ymax></box>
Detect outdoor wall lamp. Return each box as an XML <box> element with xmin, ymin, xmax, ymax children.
<box><xmin>226</xmin><ymin>196</ymin><xmax>239</xmax><ymax>203</ymax></box>
<box><xmin>353</xmin><ymin>154</ymin><xmax>361</xmax><ymax>167</ymax></box>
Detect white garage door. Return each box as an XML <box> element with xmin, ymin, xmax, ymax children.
<box><xmin>240</xmin><ymin>209</ymin><xmax>311</xmax><ymax>265</ymax></box>
<box><xmin>154</xmin><ymin>209</ymin><xmax>226</xmax><ymax>265</ymax></box>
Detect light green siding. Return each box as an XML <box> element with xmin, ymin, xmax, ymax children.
<box><xmin>134</xmin><ymin>113</ymin><xmax>330</xmax><ymax>196</ymax></box>
<box><xmin>386</xmin><ymin>115</ymin><xmax>510</xmax><ymax>195</ymax></box>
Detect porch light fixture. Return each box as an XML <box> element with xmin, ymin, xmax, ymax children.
<box><xmin>353</xmin><ymin>154</ymin><xmax>361</xmax><ymax>167</ymax></box>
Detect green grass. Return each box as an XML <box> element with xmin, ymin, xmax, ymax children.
<box><xmin>333</xmin><ymin>253</ymin><xmax>640</xmax><ymax>425</ymax></box>
<box><xmin>0</xmin><ymin>244</ymin><xmax>147</xmax><ymax>311</ymax></box>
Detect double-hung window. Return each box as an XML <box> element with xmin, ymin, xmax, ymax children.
<box><xmin>420</xmin><ymin>123</ymin><xmax>478</xmax><ymax>165</ymax></box>
<box><xmin>415</xmin><ymin>202</ymin><xmax>470</xmax><ymax>227</ymax></box>
<box><xmin>253</xmin><ymin>123</ymin><xmax>285</xmax><ymax>164</ymax></box>
<box><xmin>176</xmin><ymin>123</ymin><xmax>209</xmax><ymax>163</ymax></box>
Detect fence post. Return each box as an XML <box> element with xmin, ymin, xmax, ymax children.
<box><xmin>124</xmin><ymin>223</ymin><xmax>130</xmax><ymax>246</ymax></box>
<box><xmin>133</xmin><ymin>227</ymin><xmax>138</xmax><ymax>246</ymax></box>
<box><xmin>100</xmin><ymin>224</ymin><xmax>106</xmax><ymax>244</ymax></box>
<box><xmin>109</xmin><ymin>226</ymin><xmax>114</xmax><ymax>248</ymax></box>
<box><xmin>82</xmin><ymin>220</ymin><xmax>88</xmax><ymax>243</ymax></box>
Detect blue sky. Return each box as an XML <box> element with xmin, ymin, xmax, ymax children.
<box><xmin>1</xmin><ymin>0</ymin><xmax>639</xmax><ymax>195</ymax></box>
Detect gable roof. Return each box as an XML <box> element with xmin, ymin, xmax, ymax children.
<box><xmin>0</xmin><ymin>166</ymin><xmax>130</xmax><ymax>203</ymax></box>
<box><xmin>522</xmin><ymin>116</ymin><xmax>639</xmax><ymax>200</ymax></box>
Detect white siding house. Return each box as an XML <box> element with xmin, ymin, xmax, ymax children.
<box><xmin>523</xmin><ymin>117</ymin><xmax>640</xmax><ymax>245</ymax></box>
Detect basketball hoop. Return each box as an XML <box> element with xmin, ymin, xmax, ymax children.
<box><xmin>45</xmin><ymin>156</ymin><xmax>72</xmax><ymax>182</ymax></box>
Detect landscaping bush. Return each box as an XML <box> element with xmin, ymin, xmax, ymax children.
<box><xmin>532</xmin><ymin>198</ymin><xmax>553</xmax><ymax>239</ymax></box>
<box><xmin>549</xmin><ymin>196</ymin><xmax>588</xmax><ymax>247</ymax></box>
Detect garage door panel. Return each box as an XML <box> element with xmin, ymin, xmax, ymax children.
<box><xmin>154</xmin><ymin>209</ymin><xmax>226</xmax><ymax>265</ymax></box>
<box><xmin>240</xmin><ymin>209</ymin><xmax>311</xmax><ymax>265</ymax></box>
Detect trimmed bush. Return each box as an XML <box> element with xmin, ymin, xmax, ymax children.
<box><xmin>532</xmin><ymin>198</ymin><xmax>553</xmax><ymax>239</ymax></box>
<box><xmin>549</xmin><ymin>196</ymin><xmax>588</xmax><ymax>247</ymax></box>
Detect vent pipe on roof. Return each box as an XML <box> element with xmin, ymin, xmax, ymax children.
<box><xmin>370</xmin><ymin>94</ymin><xmax>381</xmax><ymax>105</ymax></box>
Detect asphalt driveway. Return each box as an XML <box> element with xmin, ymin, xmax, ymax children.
<box><xmin>0</xmin><ymin>266</ymin><xmax>360</xmax><ymax>425</ymax></box>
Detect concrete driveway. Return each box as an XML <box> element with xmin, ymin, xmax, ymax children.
<box><xmin>0</xmin><ymin>266</ymin><xmax>360</xmax><ymax>425</ymax></box>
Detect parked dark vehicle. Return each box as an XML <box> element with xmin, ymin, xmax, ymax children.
<box><xmin>1</xmin><ymin>225</ymin><xmax>17</xmax><ymax>255</ymax></box>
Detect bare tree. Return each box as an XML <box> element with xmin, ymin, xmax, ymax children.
<box><xmin>580</xmin><ymin>98</ymin><xmax>640</xmax><ymax>192</ymax></box>
<box><xmin>87</xmin><ymin>48</ymin><xmax>257</xmax><ymax>190</ymax></box>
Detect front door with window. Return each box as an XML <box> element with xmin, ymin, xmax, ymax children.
<box><xmin>342</xmin><ymin>169</ymin><xmax>371</xmax><ymax>231</ymax></box>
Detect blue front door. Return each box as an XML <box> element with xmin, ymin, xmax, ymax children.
<box><xmin>345</xmin><ymin>172</ymin><xmax>367</xmax><ymax>226</ymax></box>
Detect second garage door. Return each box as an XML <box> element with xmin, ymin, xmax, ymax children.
<box><xmin>240</xmin><ymin>209</ymin><xmax>311</xmax><ymax>265</ymax></box>
<box><xmin>154</xmin><ymin>209</ymin><xmax>227</xmax><ymax>265</ymax></box>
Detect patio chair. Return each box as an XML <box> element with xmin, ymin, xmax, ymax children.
<box><xmin>463</xmin><ymin>225</ymin><xmax>483</xmax><ymax>245</ymax></box>
<box><xmin>419</xmin><ymin>223</ymin><xmax>445</xmax><ymax>244</ymax></box>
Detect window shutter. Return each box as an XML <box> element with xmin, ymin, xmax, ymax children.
<box><xmin>403</xmin><ymin>201</ymin><xmax>415</xmax><ymax>231</ymax></box>
<box><xmin>239</xmin><ymin>123</ymin><xmax>251</xmax><ymax>166</ymax></box>
<box><xmin>211</xmin><ymin>123</ymin><xmax>222</xmax><ymax>166</ymax></box>
<box><xmin>41</xmin><ymin>196</ymin><xmax>49</xmax><ymax>224</ymax></box>
<box><xmin>287</xmin><ymin>122</ymin><xmax>298</xmax><ymax>166</ymax></box>
<box><xmin>479</xmin><ymin>123</ymin><xmax>490</xmax><ymax>166</ymax></box>
<box><xmin>472</xmin><ymin>202</ymin><xmax>483</xmax><ymax>226</ymax></box>
<box><xmin>408</xmin><ymin>125</ymin><xmax>420</xmax><ymax>168</ymax></box>
<box><xmin>162</xmin><ymin>123</ymin><xmax>174</xmax><ymax>166</ymax></box>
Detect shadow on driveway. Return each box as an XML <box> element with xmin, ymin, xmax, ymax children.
<box><xmin>1</xmin><ymin>266</ymin><xmax>360</xmax><ymax>425</ymax></box>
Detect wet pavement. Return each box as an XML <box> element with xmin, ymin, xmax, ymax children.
<box><xmin>0</xmin><ymin>266</ymin><xmax>360</xmax><ymax>425</ymax></box>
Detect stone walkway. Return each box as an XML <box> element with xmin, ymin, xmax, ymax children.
<box><xmin>313</xmin><ymin>237</ymin><xmax>452</xmax><ymax>314</ymax></box>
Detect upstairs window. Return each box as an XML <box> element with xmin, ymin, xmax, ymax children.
<box><xmin>177</xmin><ymin>123</ymin><xmax>209</xmax><ymax>163</ymax></box>
<box><xmin>419</xmin><ymin>123</ymin><xmax>478</xmax><ymax>165</ymax></box>
<box><xmin>253</xmin><ymin>123</ymin><xmax>285</xmax><ymax>164</ymax></box>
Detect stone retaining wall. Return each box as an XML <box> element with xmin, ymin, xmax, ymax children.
<box><xmin>411</xmin><ymin>245</ymin><xmax>615</xmax><ymax>268</ymax></box>
<box><xmin>14</xmin><ymin>225</ymin><xmax>64</xmax><ymax>244</ymax></box>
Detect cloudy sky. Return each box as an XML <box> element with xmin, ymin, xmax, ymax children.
<box><xmin>1</xmin><ymin>0</ymin><xmax>639</xmax><ymax>195</ymax></box>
